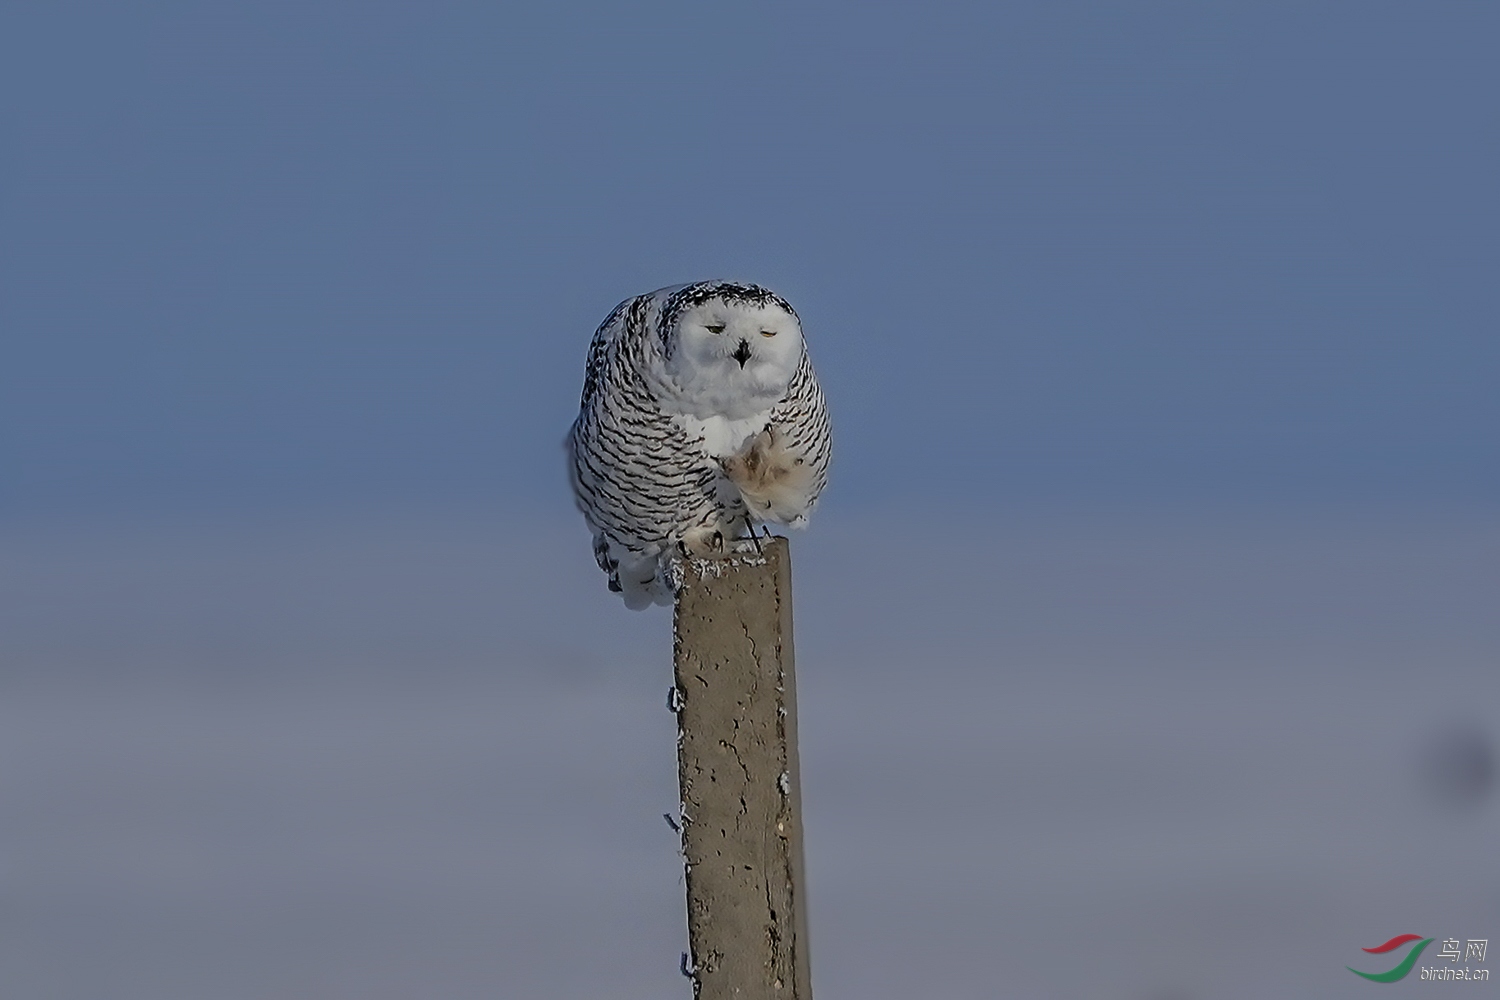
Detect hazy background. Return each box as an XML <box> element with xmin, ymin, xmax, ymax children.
<box><xmin>2</xmin><ymin>2</ymin><xmax>1496</xmax><ymax>998</ymax></box>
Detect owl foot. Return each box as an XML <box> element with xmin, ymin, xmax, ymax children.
<box><xmin>719</xmin><ymin>425</ymin><xmax>816</xmax><ymax>524</ymax></box>
<box><xmin>676</xmin><ymin>522</ymin><xmax>729</xmax><ymax>559</ymax></box>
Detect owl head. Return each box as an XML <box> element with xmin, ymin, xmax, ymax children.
<box><xmin>656</xmin><ymin>281</ymin><xmax>804</xmax><ymax>417</ymax></box>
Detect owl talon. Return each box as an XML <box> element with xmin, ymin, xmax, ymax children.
<box><xmin>679</xmin><ymin>522</ymin><xmax>732</xmax><ymax>558</ymax></box>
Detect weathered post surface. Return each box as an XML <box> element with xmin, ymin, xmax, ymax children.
<box><xmin>671</xmin><ymin>537</ymin><xmax>813</xmax><ymax>999</ymax></box>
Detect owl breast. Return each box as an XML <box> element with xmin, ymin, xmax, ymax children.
<box><xmin>677</xmin><ymin>412</ymin><xmax>772</xmax><ymax>459</ymax></box>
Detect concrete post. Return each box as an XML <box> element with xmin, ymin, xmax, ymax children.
<box><xmin>671</xmin><ymin>537</ymin><xmax>813</xmax><ymax>999</ymax></box>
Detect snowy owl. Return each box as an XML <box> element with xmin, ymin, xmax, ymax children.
<box><xmin>567</xmin><ymin>281</ymin><xmax>831</xmax><ymax>609</ymax></box>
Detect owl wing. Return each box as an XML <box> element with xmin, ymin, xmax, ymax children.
<box><xmin>568</xmin><ymin>295</ymin><xmax>721</xmax><ymax>569</ymax></box>
<box><xmin>768</xmin><ymin>351</ymin><xmax>832</xmax><ymax>519</ymax></box>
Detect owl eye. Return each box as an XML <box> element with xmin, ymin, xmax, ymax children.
<box><xmin>760</xmin><ymin>329</ymin><xmax>776</xmax><ymax>337</ymax></box>
<box><xmin>705</xmin><ymin>323</ymin><xmax>725</xmax><ymax>334</ymax></box>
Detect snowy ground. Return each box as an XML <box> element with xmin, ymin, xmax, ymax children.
<box><xmin>2</xmin><ymin>509</ymin><xmax>1496</xmax><ymax>999</ymax></box>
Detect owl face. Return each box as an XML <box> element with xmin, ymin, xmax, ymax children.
<box><xmin>659</xmin><ymin>287</ymin><xmax>804</xmax><ymax>415</ymax></box>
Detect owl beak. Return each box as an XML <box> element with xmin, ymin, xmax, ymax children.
<box><xmin>732</xmin><ymin>339</ymin><xmax>752</xmax><ymax>368</ymax></box>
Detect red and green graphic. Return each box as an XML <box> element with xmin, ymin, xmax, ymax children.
<box><xmin>1349</xmin><ymin>934</ymin><xmax>1434</xmax><ymax>983</ymax></box>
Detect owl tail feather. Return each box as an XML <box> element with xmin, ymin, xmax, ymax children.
<box><xmin>607</xmin><ymin>546</ymin><xmax>673</xmax><ymax>611</ymax></box>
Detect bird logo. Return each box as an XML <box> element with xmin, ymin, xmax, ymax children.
<box><xmin>1347</xmin><ymin>934</ymin><xmax>1433</xmax><ymax>982</ymax></box>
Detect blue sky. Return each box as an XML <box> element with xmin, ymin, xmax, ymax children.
<box><xmin>3</xmin><ymin>2</ymin><xmax>1496</xmax><ymax>518</ymax></box>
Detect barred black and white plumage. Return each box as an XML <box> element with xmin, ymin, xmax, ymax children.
<box><xmin>567</xmin><ymin>281</ymin><xmax>831</xmax><ymax>609</ymax></box>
